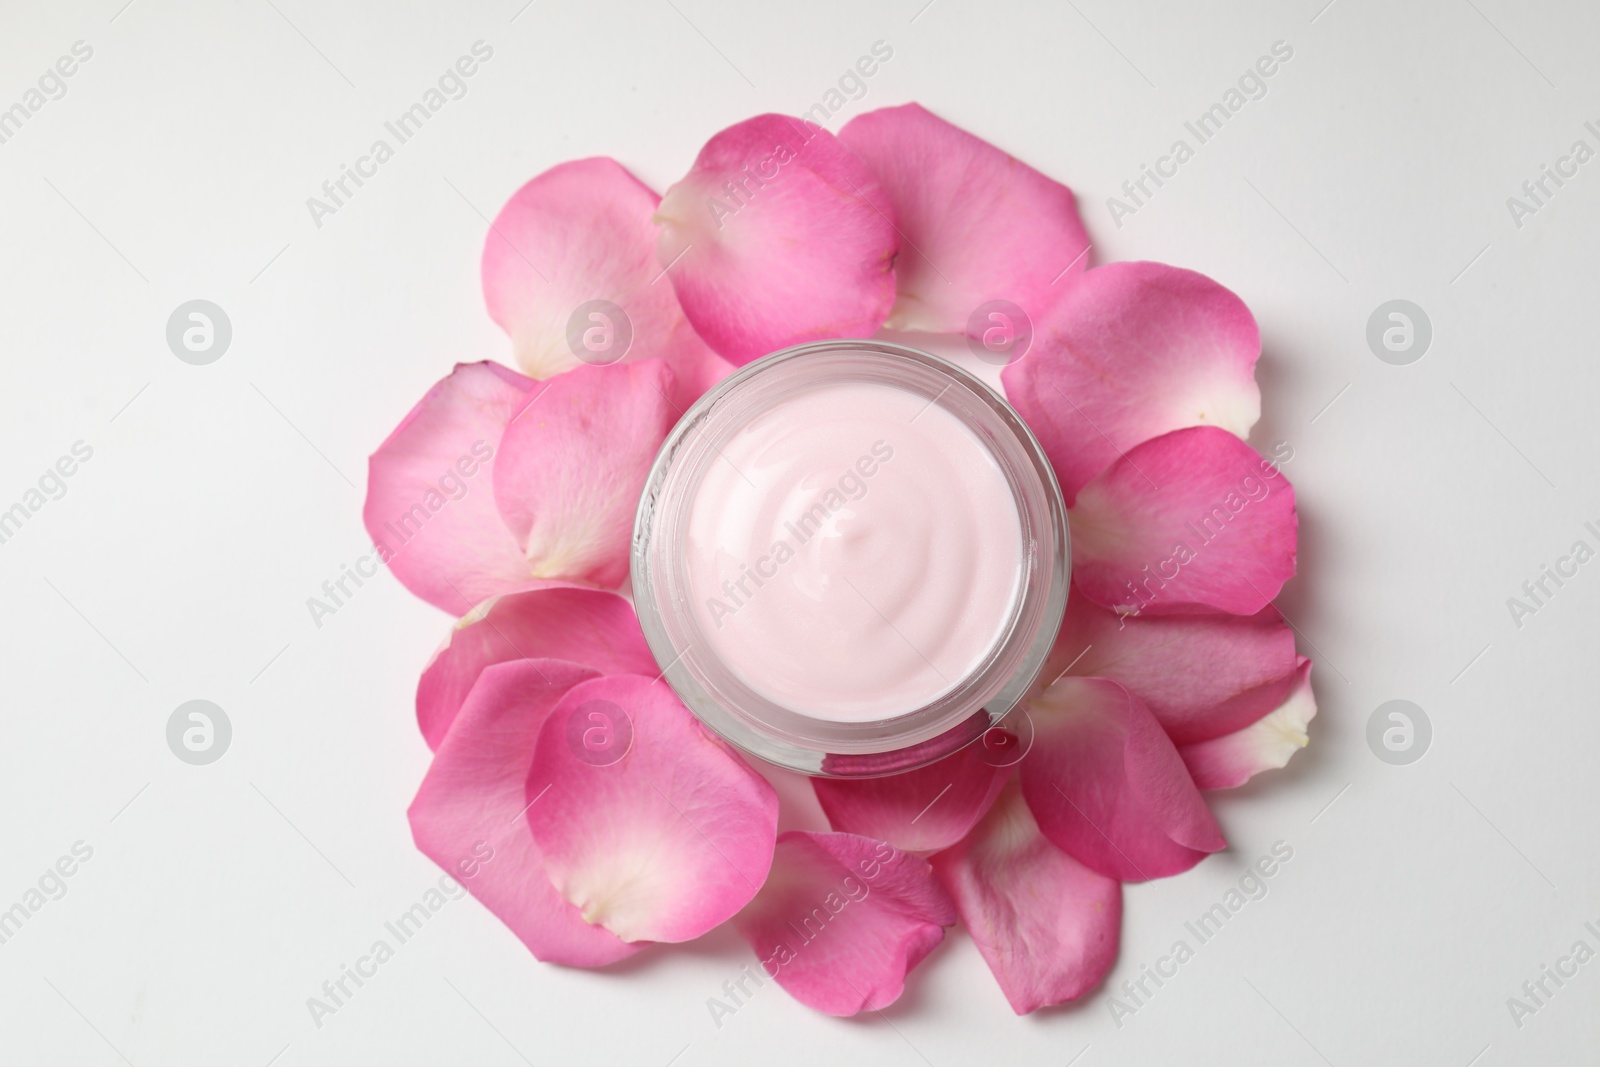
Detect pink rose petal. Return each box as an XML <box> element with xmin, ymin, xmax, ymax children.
<box><xmin>1002</xmin><ymin>261</ymin><xmax>1262</xmax><ymax>503</ymax></box>
<box><xmin>415</xmin><ymin>581</ymin><xmax>657</xmax><ymax>750</ymax></box>
<box><xmin>1043</xmin><ymin>595</ymin><xmax>1301</xmax><ymax>745</ymax></box>
<box><xmin>492</xmin><ymin>359</ymin><xmax>676</xmax><ymax>590</ymax></box>
<box><xmin>365</xmin><ymin>361</ymin><xmax>537</xmax><ymax>614</ymax></box>
<box><xmin>659</xmin><ymin>338</ymin><xmax>737</xmax><ymax>414</ymax></box>
<box><xmin>813</xmin><ymin>740</ymin><xmax>1009</xmax><ymax>853</ymax></box>
<box><xmin>732</xmin><ymin>831</ymin><xmax>956</xmax><ymax>1016</ymax></box>
<box><xmin>838</xmin><ymin>102</ymin><xmax>1091</xmax><ymax>333</ymax></box>
<box><xmin>483</xmin><ymin>156</ymin><xmax>729</xmax><ymax>399</ymax></box>
<box><xmin>1182</xmin><ymin>658</ymin><xmax>1316</xmax><ymax>789</ymax></box>
<box><xmin>1021</xmin><ymin>676</ymin><xmax>1225</xmax><ymax>882</ymax></box>
<box><xmin>656</xmin><ymin>114</ymin><xmax>897</xmax><ymax>364</ymax></box>
<box><xmin>525</xmin><ymin>674</ymin><xmax>778</xmax><ymax>944</ymax></box>
<box><xmin>1070</xmin><ymin>426</ymin><xmax>1298</xmax><ymax>616</ymax></box>
<box><xmin>408</xmin><ymin>659</ymin><xmax>638</xmax><ymax>967</ymax></box>
<box><xmin>932</xmin><ymin>781</ymin><xmax>1121</xmax><ymax>1014</ymax></box>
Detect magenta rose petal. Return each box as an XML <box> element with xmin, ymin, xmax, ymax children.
<box><xmin>819</xmin><ymin>739</ymin><xmax>1004</xmax><ymax>857</ymax></box>
<box><xmin>491</xmin><ymin>359</ymin><xmax>676</xmax><ymax>590</ymax></box>
<box><xmin>1021</xmin><ymin>676</ymin><xmax>1225</xmax><ymax>882</ymax></box>
<box><xmin>655</xmin><ymin>114</ymin><xmax>897</xmax><ymax>365</ymax></box>
<box><xmin>415</xmin><ymin>581</ymin><xmax>657</xmax><ymax>750</ymax></box>
<box><xmin>1182</xmin><ymin>658</ymin><xmax>1316</xmax><ymax>789</ymax></box>
<box><xmin>408</xmin><ymin>659</ymin><xmax>639</xmax><ymax>967</ymax></box>
<box><xmin>659</xmin><ymin>335</ymin><xmax>737</xmax><ymax>414</ymax></box>
<box><xmin>932</xmin><ymin>781</ymin><xmax>1121</xmax><ymax>1014</ymax></box>
<box><xmin>1002</xmin><ymin>261</ymin><xmax>1262</xmax><ymax>503</ymax></box>
<box><xmin>1069</xmin><ymin>425</ymin><xmax>1298</xmax><ymax>616</ymax></box>
<box><xmin>1044</xmin><ymin>595</ymin><xmax>1301</xmax><ymax>745</ymax></box>
<box><xmin>525</xmin><ymin>675</ymin><xmax>778</xmax><ymax>944</ymax></box>
<box><xmin>812</xmin><ymin>740</ymin><xmax>1009</xmax><ymax>854</ymax></box>
<box><xmin>732</xmin><ymin>831</ymin><xmax>956</xmax><ymax>1016</ymax></box>
<box><xmin>365</xmin><ymin>361</ymin><xmax>540</xmax><ymax>614</ymax></box>
<box><xmin>837</xmin><ymin>102</ymin><xmax>1091</xmax><ymax>333</ymax></box>
<box><xmin>483</xmin><ymin>156</ymin><xmax>730</xmax><ymax>398</ymax></box>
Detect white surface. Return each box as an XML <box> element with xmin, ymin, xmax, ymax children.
<box><xmin>1</xmin><ymin>0</ymin><xmax>1596</xmax><ymax>1064</ymax></box>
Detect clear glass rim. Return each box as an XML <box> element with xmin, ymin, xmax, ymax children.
<box><xmin>631</xmin><ymin>339</ymin><xmax>1069</xmax><ymax>778</ymax></box>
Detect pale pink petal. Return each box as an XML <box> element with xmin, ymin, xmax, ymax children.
<box><xmin>415</xmin><ymin>581</ymin><xmax>657</xmax><ymax>750</ymax></box>
<box><xmin>1070</xmin><ymin>426</ymin><xmax>1298</xmax><ymax>616</ymax></box>
<box><xmin>483</xmin><ymin>156</ymin><xmax>727</xmax><ymax>393</ymax></box>
<box><xmin>655</xmin><ymin>114</ymin><xmax>897</xmax><ymax>364</ymax></box>
<box><xmin>365</xmin><ymin>361</ymin><xmax>537</xmax><ymax>614</ymax></box>
<box><xmin>813</xmin><ymin>740</ymin><xmax>1009</xmax><ymax>853</ymax></box>
<box><xmin>1002</xmin><ymin>262</ymin><xmax>1261</xmax><ymax>502</ymax></box>
<box><xmin>1021</xmin><ymin>676</ymin><xmax>1225</xmax><ymax>882</ymax></box>
<box><xmin>525</xmin><ymin>674</ymin><xmax>778</xmax><ymax>944</ymax></box>
<box><xmin>492</xmin><ymin>359</ymin><xmax>675</xmax><ymax>589</ymax></box>
<box><xmin>837</xmin><ymin>102</ymin><xmax>1090</xmax><ymax>333</ymax></box>
<box><xmin>932</xmin><ymin>781</ymin><xmax>1121</xmax><ymax>1014</ymax></box>
<box><xmin>1042</xmin><ymin>595</ymin><xmax>1301</xmax><ymax>745</ymax></box>
<box><xmin>1182</xmin><ymin>659</ymin><xmax>1316</xmax><ymax>789</ymax></box>
<box><xmin>732</xmin><ymin>831</ymin><xmax>956</xmax><ymax>1016</ymax></box>
<box><xmin>407</xmin><ymin>659</ymin><xmax>638</xmax><ymax>967</ymax></box>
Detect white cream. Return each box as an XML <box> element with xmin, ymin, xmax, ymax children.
<box><xmin>684</xmin><ymin>379</ymin><xmax>1023</xmax><ymax>721</ymax></box>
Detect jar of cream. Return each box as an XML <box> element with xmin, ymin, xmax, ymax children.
<box><xmin>632</xmin><ymin>340</ymin><xmax>1069</xmax><ymax>776</ymax></box>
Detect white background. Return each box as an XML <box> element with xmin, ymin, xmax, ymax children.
<box><xmin>2</xmin><ymin>0</ymin><xmax>1597</xmax><ymax>1064</ymax></box>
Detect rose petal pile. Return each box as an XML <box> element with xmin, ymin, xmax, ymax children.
<box><xmin>365</xmin><ymin>103</ymin><xmax>1314</xmax><ymax>1016</ymax></box>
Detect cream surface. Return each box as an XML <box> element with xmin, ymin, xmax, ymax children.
<box><xmin>684</xmin><ymin>380</ymin><xmax>1023</xmax><ymax>722</ymax></box>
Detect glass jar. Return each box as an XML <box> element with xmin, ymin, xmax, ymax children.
<box><xmin>632</xmin><ymin>340</ymin><xmax>1068</xmax><ymax>777</ymax></box>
